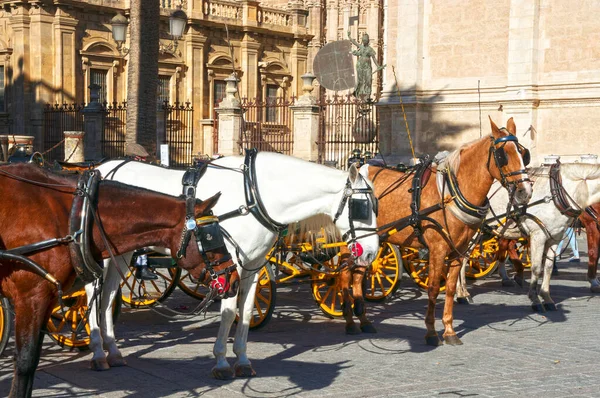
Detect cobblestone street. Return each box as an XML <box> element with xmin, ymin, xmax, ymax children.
<box><xmin>2</xmin><ymin>244</ymin><xmax>599</xmax><ymax>397</ymax></box>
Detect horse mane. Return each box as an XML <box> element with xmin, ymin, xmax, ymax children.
<box><xmin>560</xmin><ymin>163</ymin><xmax>600</xmax><ymax>207</ymax></box>
<box><xmin>438</xmin><ymin>135</ymin><xmax>490</xmax><ymax>174</ymax></box>
<box><xmin>0</xmin><ymin>163</ymin><xmax>78</xmax><ymax>190</ymax></box>
<box><xmin>287</xmin><ymin>214</ymin><xmax>341</xmax><ymax>247</ymax></box>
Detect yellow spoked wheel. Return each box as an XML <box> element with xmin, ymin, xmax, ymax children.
<box><xmin>46</xmin><ymin>288</ymin><xmax>121</xmax><ymax>350</ymax></box>
<box><xmin>235</xmin><ymin>265</ymin><xmax>276</xmax><ymax>330</ymax></box>
<box><xmin>120</xmin><ymin>252</ymin><xmax>181</xmax><ymax>308</ymax></box>
<box><xmin>177</xmin><ymin>269</ymin><xmax>209</xmax><ymax>300</ymax></box>
<box><xmin>0</xmin><ymin>297</ymin><xmax>12</xmax><ymax>356</ymax></box>
<box><xmin>401</xmin><ymin>247</ymin><xmax>447</xmax><ymax>292</ymax></box>
<box><xmin>311</xmin><ymin>271</ymin><xmax>344</xmax><ymax>318</ymax></box>
<box><xmin>365</xmin><ymin>242</ymin><xmax>402</xmax><ymax>302</ymax></box>
<box><xmin>465</xmin><ymin>236</ymin><xmax>500</xmax><ymax>279</ymax></box>
<box><xmin>515</xmin><ymin>238</ymin><xmax>531</xmax><ymax>268</ymax></box>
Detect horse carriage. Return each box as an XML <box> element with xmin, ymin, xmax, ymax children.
<box><xmin>2</xmin><ymin>117</ymin><xmax>559</xmax><ymax>397</ymax></box>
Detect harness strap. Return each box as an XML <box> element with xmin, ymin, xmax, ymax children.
<box><xmin>443</xmin><ymin>168</ymin><xmax>490</xmax><ymax>219</ymax></box>
<box><xmin>409</xmin><ymin>157</ymin><xmax>433</xmax><ymax>248</ymax></box>
<box><xmin>68</xmin><ymin>170</ymin><xmax>104</xmax><ymax>283</ymax></box>
<box><xmin>549</xmin><ymin>161</ymin><xmax>582</xmax><ymax>218</ymax></box>
<box><xmin>244</xmin><ymin>149</ymin><xmax>287</xmax><ymax>232</ymax></box>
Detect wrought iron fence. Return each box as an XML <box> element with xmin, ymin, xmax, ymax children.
<box><xmin>163</xmin><ymin>101</ymin><xmax>194</xmax><ymax>168</ymax></box>
<box><xmin>316</xmin><ymin>95</ymin><xmax>379</xmax><ymax>170</ymax></box>
<box><xmin>239</xmin><ymin>96</ymin><xmax>294</xmax><ymax>155</ymax></box>
<box><xmin>43</xmin><ymin>103</ymin><xmax>85</xmax><ymax>162</ymax></box>
<box><xmin>101</xmin><ymin>102</ymin><xmax>127</xmax><ymax>159</ymax></box>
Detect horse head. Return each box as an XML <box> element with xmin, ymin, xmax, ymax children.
<box><xmin>332</xmin><ymin>163</ymin><xmax>380</xmax><ymax>267</ymax></box>
<box><xmin>488</xmin><ymin>117</ymin><xmax>532</xmax><ymax>204</ymax></box>
<box><xmin>172</xmin><ymin>192</ymin><xmax>239</xmax><ymax>298</ymax></box>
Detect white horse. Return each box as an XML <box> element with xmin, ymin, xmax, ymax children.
<box><xmin>457</xmin><ymin>162</ymin><xmax>600</xmax><ymax>311</ymax></box>
<box><xmin>87</xmin><ymin>152</ymin><xmax>380</xmax><ymax>378</ymax></box>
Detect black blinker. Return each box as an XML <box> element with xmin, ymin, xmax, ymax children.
<box><xmin>194</xmin><ymin>222</ymin><xmax>226</xmax><ymax>251</ymax></box>
<box><xmin>522</xmin><ymin>148</ymin><xmax>531</xmax><ymax>166</ymax></box>
<box><xmin>349</xmin><ymin>198</ymin><xmax>371</xmax><ymax>222</ymax></box>
<box><xmin>494</xmin><ymin>148</ymin><xmax>508</xmax><ymax>168</ymax></box>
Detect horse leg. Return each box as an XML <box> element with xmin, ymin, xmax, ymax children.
<box><xmin>456</xmin><ymin>257</ymin><xmax>472</xmax><ymax>304</ymax></box>
<box><xmin>352</xmin><ymin>265</ymin><xmax>376</xmax><ymax>333</ymax></box>
<box><xmin>507</xmin><ymin>240</ymin><xmax>525</xmax><ymax>287</ymax></box>
<box><xmin>424</xmin><ymin>253</ymin><xmax>444</xmax><ymax>346</ymax></box>
<box><xmin>232</xmin><ymin>267</ymin><xmax>259</xmax><ymax>378</ymax></box>
<box><xmin>212</xmin><ymin>292</ymin><xmax>238</xmax><ymax>380</ymax></box>
<box><xmin>85</xmin><ymin>277</ymin><xmax>110</xmax><ymax>371</ymax></box>
<box><xmin>497</xmin><ymin>240</ymin><xmax>514</xmax><ymax>287</ymax></box>
<box><xmin>585</xmin><ymin>225</ymin><xmax>600</xmax><ymax>293</ymax></box>
<box><xmin>9</xmin><ymin>295</ymin><xmax>51</xmax><ymax>398</ymax></box>
<box><xmin>527</xmin><ymin>235</ymin><xmax>546</xmax><ymax>312</ymax></box>
<box><xmin>442</xmin><ymin>261</ymin><xmax>462</xmax><ymax>345</ymax></box>
<box><xmin>103</xmin><ymin>258</ymin><xmax>127</xmax><ymax>367</ymax></box>
<box><xmin>540</xmin><ymin>243</ymin><xmax>558</xmax><ymax>311</ymax></box>
<box><xmin>340</xmin><ymin>261</ymin><xmax>360</xmax><ymax>335</ymax></box>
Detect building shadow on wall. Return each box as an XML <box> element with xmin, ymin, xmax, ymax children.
<box><xmin>379</xmin><ymin>83</ymin><xmax>499</xmax><ymax>158</ymax></box>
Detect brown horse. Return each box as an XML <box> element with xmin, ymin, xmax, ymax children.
<box><xmin>0</xmin><ymin>163</ymin><xmax>233</xmax><ymax>398</ymax></box>
<box><xmin>579</xmin><ymin>204</ymin><xmax>600</xmax><ymax>292</ymax></box>
<box><xmin>341</xmin><ymin>118</ymin><xmax>532</xmax><ymax>345</ymax></box>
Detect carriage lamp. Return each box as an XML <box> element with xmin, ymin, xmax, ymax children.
<box><xmin>160</xmin><ymin>7</ymin><xmax>188</xmax><ymax>54</ymax></box>
<box><xmin>110</xmin><ymin>13</ymin><xmax>129</xmax><ymax>55</ymax></box>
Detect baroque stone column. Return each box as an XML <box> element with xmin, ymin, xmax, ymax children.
<box><xmin>185</xmin><ymin>28</ymin><xmax>207</xmax><ymax>155</ymax></box>
<box><xmin>10</xmin><ymin>5</ymin><xmax>31</xmax><ymax>138</ymax></box>
<box><xmin>215</xmin><ymin>74</ymin><xmax>242</xmax><ymax>156</ymax></box>
<box><xmin>240</xmin><ymin>33</ymin><xmax>261</xmax><ymax>99</ymax></box>
<box><xmin>291</xmin><ymin>73</ymin><xmax>319</xmax><ymax>161</ymax></box>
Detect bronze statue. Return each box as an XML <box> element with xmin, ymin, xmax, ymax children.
<box><xmin>347</xmin><ymin>31</ymin><xmax>385</xmax><ymax>100</ymax></box>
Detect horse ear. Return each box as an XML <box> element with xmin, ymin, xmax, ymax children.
<box><xmin>489</xmin><ymin>116</ymin><xmax>501</xmax><ymax>139</ymax></box>
<box><xmin>348</xmin><ymin>163</ymin><xmax>359</xmax><ymax>184</ymax></box>
<box><xmin>506</xmin><ymin>117</ymin><xmax>517</xmax><ymax>136</ymax></box>
<box><xmin>195</xmin><ymin>192</ymin><xmax>222</xmax><ymax>217</ymax></box>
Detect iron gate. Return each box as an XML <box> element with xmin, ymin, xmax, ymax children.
<box><xmin>163</xmin><ymin>101</ymin><xmax>194</xmax><ymax>168</ymax></box>
<box><xmin>43</xmin><ymin>103</ymin><xmax>85</xmax><ymax>162</ymax></box>
<box><xmin>239</xmin><ymin>97</ymin><xmax>294</xmax><ymax>155</ymax></box>
<box><xmin>316</xmin><ymin>95</ymin><xmax>379</xmax><ymax>170</ymax></box>
<box><xmin>101</xmin><ymin>102</ymin><xmax>127</xmax><ymax>159</ymax></box>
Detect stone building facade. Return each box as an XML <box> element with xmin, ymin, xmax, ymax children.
<box><xmin>376</xmin><ymin>0</ymin><xmax>600</xmax><ymax>165</ymax></box>
<box><xmin>0</xmin><ymin>0</ymin><xmax>311</xmax><ymax>156</ymax></box>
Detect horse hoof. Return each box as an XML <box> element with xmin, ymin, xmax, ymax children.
<box><xmin>234</xmin><ymin>364</ymin><xmax>257</xmax><ymax>378</ymax></box>
<box><xmin>360</xmin><ymin>323</ymin><xmax>377</xmax><ymax>334</ymax></box>
<box><xmin>443</xmin><ymin>334</ymin><xmax>463</xmax><ymax>346</ymax></box>
<box><xmin>107</xmin><ymin>354</ymin><xmax>127</xmax><ymax>367</ymax></box>
<box><xmin>345</xmin><ymin>324</ymin><xmax>362</xmax><ymax>335</ymax></box>
<box><xmin>212</xmin><ymin>366</ymin><xmax>235</xmax><ymax>380</ymax></box>
<box><xmin>531</xmin><ymin>303</ymin><xmax>545</xmax><ymax>313</ymax></box>
<box><xmin>90</xmin><ymin>358</ymin><xmax>110</xmax><ymax>371</ymax></box>
<box><xmin>502</xmin><ymin>278</ymin><xmax>515</xmax><ymax>287</ymax></box>
<box><xmin>590</xmin><ymin>285</ymin><xmax>600</xmax><ymax>294</ymax></box>
<box><xmin>514</xmin><ymin>275</ymin><xmax>524</xmax><ymax>287</ymax></box>
<box><xmin>425</xmin><ymin>333</ymin><xmax>442</xmax><ymax>346</ymax></box>
<box><xmin>456</xmin><ymin>297</ymin><xmax>471</xmax><ymax>305</ymax></box>
<box><xmin>543</xmin><ymin>302</ymin><xmax>557</xmax><ymax>311</ymax></box>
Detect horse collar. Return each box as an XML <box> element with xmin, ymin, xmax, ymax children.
<box><xmin>68</xmin><ymin>169</ymin><xmax>104</xmax><ymax>283</ymax></box>
<box><xmin>549</xmin><ymin>161</ymin><xmax>582</xmax><ymax>218</ymax></box>
<box><xmin>441</xmin><ymin>167</ymin><xmax>490</xmax><ymax>222</ymax></box>
<box><xmin>243</xmin><ymin>149</ymin><xmax>287</xmax><ymax>232</ymax></box>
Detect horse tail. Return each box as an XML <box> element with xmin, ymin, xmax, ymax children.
<box><xmin>287</xmin><ymin>214</ymin><xmax>342</xmax><ymax>250</ymax></box>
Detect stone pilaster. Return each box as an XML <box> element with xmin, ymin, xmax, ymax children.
<box><xmin>185</xmin><ymin>29</ymin><xmax>207</xmax><ymax>155</ymax></box>
<box><xmin>53</xmin><ymin>8</ymin><xmax>78</xmax><ymax>104</ymax></box>
<box><xmin>10</xmin><ymin>5</ymin><xmax>31</xmax><ymax>139</ymax></box>
<box><xmin>502</xmin><ymin>0</ymin><xmax>541</xmax><ymax>161</ymax></box>
<box><xmin>291</xmin><ymin>73</ymin><xmax>319</xmax><ymax>161</ymax></box>
<box><xmin>240</xmin><ymin>33</ymin><xmax>261</xmax><ymax>98</ymax></box>
<box><xmin>290</xmin><ymin>41</ymin><xmax>308</xmax><ymax>96</ymax></box>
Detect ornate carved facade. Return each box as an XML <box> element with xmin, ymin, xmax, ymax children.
<box><xmin>0</xmin><ymin>0</ymin><xmax>311</xmax><ymax>154</ymax></box>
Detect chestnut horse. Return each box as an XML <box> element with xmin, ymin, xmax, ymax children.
<box><xmin>581</xmin><ymin>204</ymin><xmax>600</xmax><ymax>292</ymax></box>
<box><xmin>0</xmin><ymin>163</ymin><xmax>230</xmax><ymax>398</ymax></box>
<box><xmin>344</xmin><ymin>118</ymin><xmax>532</xmax><ymax>345</ymax></box>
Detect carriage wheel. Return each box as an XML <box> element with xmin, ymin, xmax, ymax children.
<box><xmin>365</xmin><ymin>242</ymin><xmax>402</xmax><ymax>302</ymax></box>
<box><xmin>0</xmin><ymin>296</ymin><xmax>12</xmax><ymax>356</ymax></box>
<box><xmin>310</xmin><ymin>252</ymin><xmax>347</xmax><ymax>318</ymax></box>
<box><xmin>235</xmin><ymin>265</ymin><xmax>276</xmax><ymax>330</ymax></box>
<box><xmin>515</xmin><ymin>238</ymin><xmax>531</xmax><ymax>268</ymax></box>
<box><xmin>46</xmin><ymin>288</ymin><xmax>122</xmax><ymax>350</ymax></box>
<box><xmin>120</xmin><ymin>252</ymin><xmax>181</xmax><ymax>308</ymax></box>
<box><xmin>465</xmin><ymin>236</ymin><xmax>500</xmax><ymax>279</ymax></box>
<box><xmin>176</xmin><ymin>269</ymin><xmax>209</xmax><ymax>300</ymax></box>
<box><xmin>401</xmin><ymin>247</ymin><xmax>447</xmax><ymax>292</ymax></box>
